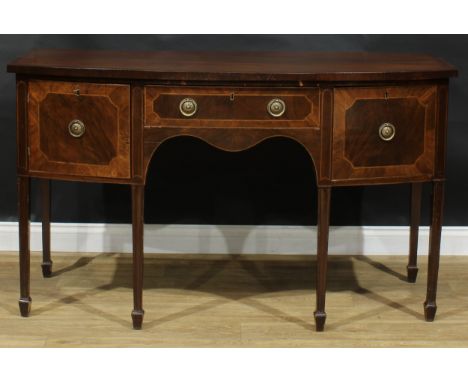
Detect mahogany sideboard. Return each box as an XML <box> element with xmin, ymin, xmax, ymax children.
<box><xmin>7</xmin><ymin>50</ymin><xmax>458</xmax><ymax>331</ymax></box>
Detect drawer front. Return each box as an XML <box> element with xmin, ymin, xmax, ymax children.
<box><xmin>332</xmin><ymin>85</ymin><xmax>437</xmax><ymax>182</ymax></box>
<box><xmin>144</xmin><ymin>86</ymin><xmax>320</xmax><ymax>128</ymax></box>
<box><xmin>28</xmin><ymin>81</ymin><xmax>131</xmax><ymax>178</ymax></box>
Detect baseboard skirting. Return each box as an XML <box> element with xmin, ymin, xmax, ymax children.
<box><xmin>1</xmin><ymin>222</ymin><xmax>467</xmax><ymax>255</ymax></box>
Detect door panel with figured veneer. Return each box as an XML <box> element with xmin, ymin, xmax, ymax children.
<box><xmin>332</xmin><ymin>85</ymin><xmax>437</xmax><ymax>183</ymax></box>
<box><xmin>28</xmin><ymin>80</ymin><xmax>131</xmax><ymax>179</ymax></box>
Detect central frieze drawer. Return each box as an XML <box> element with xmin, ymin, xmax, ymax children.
<box><xmin>144</xmin><ymin>86</ymin><xmax>320</xmax><ymax>128</ymax></box>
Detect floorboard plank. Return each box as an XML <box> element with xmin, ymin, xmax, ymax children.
<box><xmin>0</xmin><ymin>252</ymin><xmax>467</xmax><ymax>347</ymax></box>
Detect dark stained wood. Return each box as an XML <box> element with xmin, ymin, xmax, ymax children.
<box><xmin>145</xmin><ymin>86</ymin><xmax>319</xmax><ymax>128</ymax></box>
<box><xmin>28</xmin><ymin>80</ymin><xmax>131</xmax><ymax>179</ymax></box>
<box><xmin>17</xmin><ymin>79</ymin><xmax>32</xmax><ymax>316</ymax></box>
<box><xmin>132</xmin><ymin>85</ymin><xmax>144</xmax><ymax>183</ymax></box>
<box><xmin>40</xmin><ymin>179</ymin><xmax>52</xmax><ymax>278</ymax></box>
<box><xmin>332</xmin><ymin>85</ymin><xmax>437</xmax><ymax>183</ymax></box>
<box><xmin>26</xmin><ymin>171</ymin><xmax>143</xmax><ymax>185</ymax></box>
<box><xmin>346</xmin><ymin>99</ymin><xmax>425</xmax><ymax>166</ymax></box>
<box><xmin>142</xmin><ymin>126</ymin><xmax>321</xmax><ymax>182</ymax></box>
<box><xmin>16</xmin><ymin>81</ymin><xmax>28</xmax><ymax>175</ymax></box>
<box><xmin>7</xmin><ymin>50</ymin><xmax>458</xmax><ymax>82</ymax></box>
<box><xmin>131</xmin><ymin>185</ymin><xmax>145</xmax><ymax>329</ymax></box>
<box><xmin>407</xmin><ymin>182</ymin><xmax>422</xmax><ymax>283</ymax></box>
<box><xmin>424</xmin><ymin>180</ymin><xmax>444</xmax><ymax>321</ymax></box>
<box><xmin>319</xmin><ymin>88</ymin><xmax>333</xmax><ymax>183</ymax></box>
<box><xmin>18</xmin><ymin>176</ymin><xmax>31</xmax><ymax>317</ymax></box>
<box><xmin>434</xmin><ymin>83</ymin><xmax>449</xmax><ymax>179</ymax></box>
<box><xmin>423</xmin><ymin>81</ymin><xmax>450</xmax><ymax>321</ymax></box>
<box><xmin>314</xmin><ymin>187</ymin><xmax>331</xmax><ymax>331</ymax></box>
<box><xmin>9</xmin><ymin>50</ymin><xmax>457</xmax><ymax>332</ymax></box>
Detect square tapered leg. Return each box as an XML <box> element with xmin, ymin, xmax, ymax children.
<box><xmin>407</xmin><ymin>182</ymin><xmax>422</xmax><ymax>283</ymax></box>
<box><xmin>40</xmin><ymin>179</ymin><xmax>53</xmax><ymax>278</ymax></box>
<box><xmin>314</xmin><ymin>187</ymin><xmax>331</xmax><ymax>332</ymax></box>
<box><xmin>18</xmin><ymin>176</ymin><xmax>31</xmax><ymax>316</ymax></box>
<box><xmin>131</xmin><ymin>184</ymin><xmax>145</xmax><ymax>329</ymax></box>
<box><xmin>424</xmin><ymin>181</ymin><xmax>444</xmax><ymax>321</ymax></box>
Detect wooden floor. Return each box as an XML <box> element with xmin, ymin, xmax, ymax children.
<box><xmin>1</xmin><ymin>252</ymin><xmax>468</xmax><ymax>347</ymax></box>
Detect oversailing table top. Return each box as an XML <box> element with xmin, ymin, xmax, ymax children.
<box><xmin>7</xmin><ymin>49</ymin><xmax>458</xmax><ymax>82</ymax></box>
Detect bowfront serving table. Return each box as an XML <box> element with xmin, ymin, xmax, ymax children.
<box><xmin>7</xmin><ymin>50</ymin><xmax>457</xmax><ymax>331</ymax></box>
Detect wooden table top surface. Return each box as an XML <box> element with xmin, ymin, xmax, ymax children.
<box><xmin>7</xmin><ymin>49</ymin><xmax>458</xmax><ymax>82</ymax></box>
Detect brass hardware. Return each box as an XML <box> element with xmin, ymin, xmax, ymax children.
<box><xmin>378</xmin><ymin>122</ymin><xmax>396</xmax><ymax>141</ymax></box>
<box><xmin>267</xmin><ymin>98</ymin><xmax>286</xmax><ymax>117</ymax></box>
<box><xmin>68</xmin><ymin>119</ymin><xmax>86</xmax><ymax>138</ymax></box>
<box><xmin>73</xmin><ymin>89</ymin><xmax>80</xmax><ymax>97</ymax></box>
<box><xmin>230</xmin><ymin>93</ymin><xmax>235</xmax><ymax>101</ymax></box>
<box><xmin>179</xmin><ymin>98</ymin><xmax>198</xmax><ymax>117</ymax></box>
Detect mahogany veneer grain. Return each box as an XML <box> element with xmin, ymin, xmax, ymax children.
<box><xmin>7</xmin><ymin>50</ymin><xmax>458</xmax><ymax>332</ymax></box>
<box><xmin>7</xmin><ymin>50</ymin><xmax>457</xmax><ymax>82</ymax></box>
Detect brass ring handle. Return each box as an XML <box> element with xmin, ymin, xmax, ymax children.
<box><xmin>68</xmin><ymin>119</ymin><xmax>86</xmax><ymax>138</ymax></box>
<box><xmin>267</xmin><ymin>98</ymin><xmax>286</xmax><ymax>117</ymax></box>
<box><xmin>179</xmin><ymin>98</ymin><xmax>198</xmax><ymax>117</ymax></box>
<box><xmin>378</xmin><ymin>122</ymin><xmax>396</xmax><ymax>141</ymax></box>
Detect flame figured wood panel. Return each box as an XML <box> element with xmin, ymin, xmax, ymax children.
<box><xmin>144</xmin><ymin>86</ymin><xmax>320</xmax><ymax>129</ymax></box>
<box><xmin>332</xmin><ymin>85</ymin><xmax>437</xmax><ymax>184</ymax></box>
<box><xmin>28</xmin><ymin>80</ymin><xmax>131</xmax><ymax>179</ymax></box>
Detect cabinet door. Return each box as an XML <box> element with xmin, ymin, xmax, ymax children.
<box><xmin>28</xmin><ymin>80</ymin><xmax>131</xmax><ymax>179</ymax></box>
<box><xmin>332</xmin><ymin>85</ymin><xmax>437</xmax><ymax>183</ymax></box>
